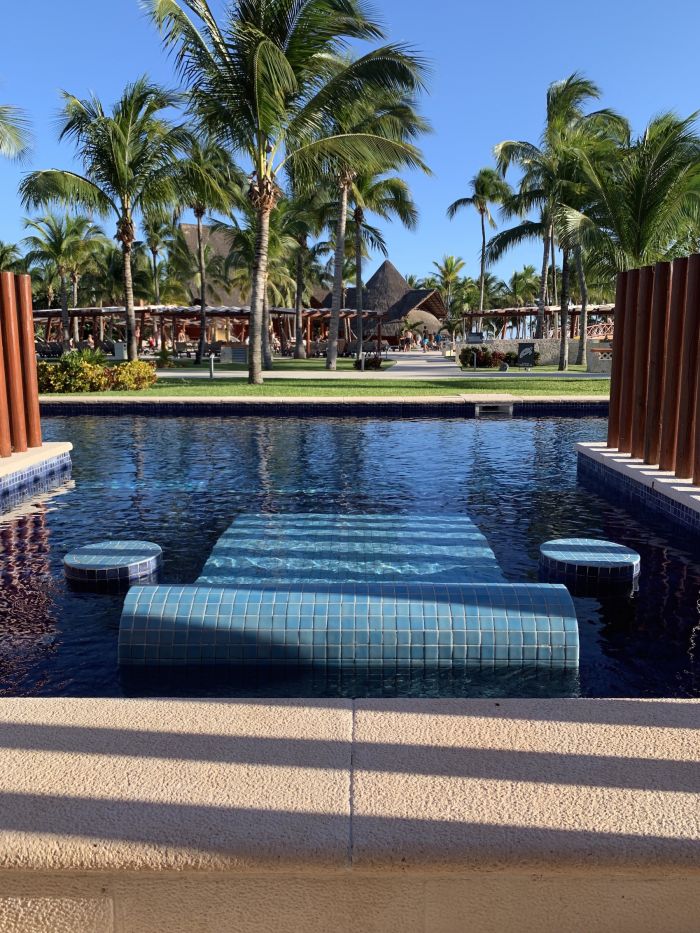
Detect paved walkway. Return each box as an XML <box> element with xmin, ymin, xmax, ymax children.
<box><xmin>156</xmin><ymin>352</ymin><xmax>608</xmax><ymax>381</ymax></box>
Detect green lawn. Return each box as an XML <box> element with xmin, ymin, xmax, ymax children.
<box><xmin>46</xmin><ymin>376</ymin><xmax>610</xmax><ymax>398</ymax></box>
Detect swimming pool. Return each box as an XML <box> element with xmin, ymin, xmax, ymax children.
<box><xmin>0</xmin><ymin>415</ymin><xmax>698</xmax><ymax>698</ymax></box>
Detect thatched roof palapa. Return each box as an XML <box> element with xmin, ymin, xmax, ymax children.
<box><xmin>314</xmin><ymin>260</ymin><xmax>447</xmax><ymax>335</ymax></box>
<box><xmin>179</xmin><ymin>223</ymin><xmax>247</xmax><ymax>307</ymax></box>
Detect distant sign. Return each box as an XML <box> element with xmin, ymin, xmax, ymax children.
<box><xmin>518</xmin><ymin>342</ymin><xmax>536</xmax><ymax>368</ymax></box>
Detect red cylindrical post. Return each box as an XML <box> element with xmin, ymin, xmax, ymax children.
<box><xmin>644</xmin><ymin>261</ymin><xmax>672</xmax><ymax>465</ymax></box>
<box><xmin>659</xmin><ymin>258</ymin><xmax>688</xmax><ymax>472</ymax></box>
<box><xmin>15</xmin><ymin>274</ymin><xmax>42</xmax><ymax>449</ymax></box>
<box><xmin>607</xmin><ymin>273</ymin><xmax>628</xmax><ymax>448</ymax></box>
<box><xmin>675</xmin><ymin>254</ymin><xmax>700</xmax><ymax>478</ymax></box>
<box><xmin>630</xmin><ymin>266</ymin><xmax>655</xmax><ymax>459</ymax></box>
<box><xmin>0</xmin><ymin>297</ymin><xmax>11</xmax><ymax>458</ymax></box>
<box><xmin>617</xmin><ymin>269</ymin><xmax>640</xmax><ymax>454</ymax></box>
<box><xmin>0</xmin><ymin>272</ymin><xmax>28</xmax><ymax>453</ymax></box>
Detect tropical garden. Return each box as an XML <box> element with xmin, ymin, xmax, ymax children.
<box><xmin>1</xmin><ymin>2</ymin><xmax>699</xmax><ymax>383</ymax></box>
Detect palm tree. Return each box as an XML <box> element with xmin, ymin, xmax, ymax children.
<box><xmin>23</xmin><ymin>214</ymin><xmax>104</xmax><ymax>345</ymax></box>
<box><xmin>0</xmin><ymin>241</ymin><xmax>21</xmax><ymax>271</ymax></box>
<box><xmin>19</xmin><ymin>77</ymin><xmax>188</xmax><ymax>360</ymax></box>
<box><xmin>447</xmin><ymin>167</ymin><xmax>511</xmax><ymax>316</ymax></box>
<box><xmin>179</xmin><ymin>136</ymin><xmax>243</xmax><ymax>362</ymax></box>
<box><xmin>504</xmin><ymin>264</ymin><xmax>539</xmax><ymax>307</ymax></box>
<box><xmin>324</xmin><ymin>90</ymin><xmax>429</xmax><ymax>369</ymax></box>
<box><xmin>141</xmin><ymin>211</ymin><xmax>173</xmax><ymax>304</ymax></box>
<box><xmin>432</xmin><ymin>255</ymin><xmax>465</xmax><ymax>316</ymax></box>
<box><xmin>349</xmin><ymin>172</ymin><xmax>417</xmax><ymax>360</ymax></box>
<box><xmin>492</xmin><ymin>73</ymin><xmax>626</xmax><ymax>366</ymax></box>
<box><xmin>0</xmin><ymin>105</ymin><xmax>30</xmax><ymax>159</ymax></box>
<box><xmin>147</xmin><ymin>0</ymin><xmax>428</xmax><ymax>384</ymax></box>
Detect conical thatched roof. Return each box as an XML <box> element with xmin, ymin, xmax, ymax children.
<box><xmin>317</xmin><ymin>260</ymin><xmax>447</xmax><ymax>327</ymax></box>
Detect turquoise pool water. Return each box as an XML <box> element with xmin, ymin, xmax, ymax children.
<box><xmin>0</xmin><ymin>415</ymin><xmax>698</xmax><ymax>698</ymax></box>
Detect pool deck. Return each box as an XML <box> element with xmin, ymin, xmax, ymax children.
<box><xmin>0</xmin><ymin>697</ymin><xmax>696</xmax><ymax>932</ymax></box>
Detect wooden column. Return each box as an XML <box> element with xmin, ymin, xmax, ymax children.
<box><xmin>631</xmin><ymin>266</ymin><xmax>654</xmax><ymax>459</ymax></box>
<box><xmin>674</xmin><ymin>254</ymin><xmax>700</xmax><ymax>478</ymax></box>
<box><xmin>0</xmin><ymin>272</ymin><xmax>27</xmax><ymax>453</ymax></box>
<box><xmin>15</xmin><ymin>275</ymin><xmax>42</xmax><ymax>449</ymax></box>
<box><xmin>617</xmin><ymin>269</ymin><xmax>640</xmax><ymax>454</ymax></box>
<box><xmin>659</xmin><ymin>257</ymin><xmax>688</xmax><ymax>472</ymax></box>
<box><xmin>644</xmin><ymin>261</ymin><xmax>672</xmax><ymax>465</ymax></box>
<box><xmin>607</xmin><ymin>273</ymin><xmax>628</xmax><ymax>448</ymax></box>
<box><xmin>305</xmin><ymin>316</ymin><xmax>312</xmax><ymax>357</ymax></box>
<box><xmin>0</xmin><ymin>289</ymin><xmax>11</xmax><ymax>457</ymax></box>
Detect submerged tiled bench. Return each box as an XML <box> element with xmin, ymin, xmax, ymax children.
<box><xmin>118</xmin><ymin>581</ymin><xmax>578</xmax><ymax>668</ymax></box>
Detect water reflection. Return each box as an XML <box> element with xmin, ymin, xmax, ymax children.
<box><xmin>0</xmin><ymin>414</ymin><xmax>694</xmax><ymax>698</ymax></box>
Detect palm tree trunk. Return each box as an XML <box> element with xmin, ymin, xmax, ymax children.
<box><xmin>558</xmin><ymin>248</ymin><xmax>570</xmax><ymax>371</ymax></box>
<box><xmin>123</xmin><ymin>245</ymin><xmax>138</xmax><ymax>361</ymax></box>
<box><xmin>151</xmin><ymin>249</ymin><xmax>160</xmax><ymax>305</ymax></box>
<box><xmin>262</xmin><ymin>290</ymin><xmax>272</xmax><ymax>370</ymax></box>
<box><xmin>248</xmin><ymin>204</ymin><xmax>271</xmax><ymax>385</ymax></box>
<box><xmin>574</xmin><ymin>245</ymin><xmax>589</xmax><ymax>367</ymax></box>
<box><xmin>59</xmin><ymin>271</ymin><xmax>70</xmax><ymax>348</ymax></box>
<box><xmin>479</xmin><ymin>211</ymin><xmax>486</xmax><ymax>315</ymax></box>
<box><xmin>294</xmin><ymin>241</ymin><xmax>306</xmax><ymax>359</ymax></box>
<box><xmin>550</xmin><ymin>231</ymin><xmax>557</xmax><ymax>305</ymax></box>
<box><xmin>354</xmin><ymin>215</ymin><xmax>364</xmax><ymax>362</ymax></box>
<box><xmin>196</xmin><ymin>212</ymin><xmax>208</xmax><ymax>364</ymax></box>
<box><xmin>326</xmin><ymin>178</ymin><xmax>350</xmax><ymax>370</ymax></box>
<box><xmin>535</xmin><ymin>231</ymin><xmax>550</xmax><ymax>340</ymax></box>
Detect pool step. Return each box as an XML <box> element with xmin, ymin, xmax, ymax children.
<box><xmin>474</xmin><ymin>402</ymin><xmax>514</xmax><ymax>418</ymax></box>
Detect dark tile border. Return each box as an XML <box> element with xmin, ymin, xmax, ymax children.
<box><xmin>40</xmin><ymin>398</ymin><xmax>608</xmax><ymax>420</ymax></box>
<box><xmin>577</xmin><ymin>450</ymin><xmax>700</xmax><ymax>538</ymax></box>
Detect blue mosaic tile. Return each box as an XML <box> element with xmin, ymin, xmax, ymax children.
<box><xmin>578</xmin><ymin>451</ymin><xmax>700</xmax><ymax>538</ymax></box>
<box><xmin>118</xmin><ymin>581</ymin><xmax>579</xmax><ymax>669</ymax></box>
<box><xmin>64</xmin><ymin>540</ymin><xmax>162</xmax><ymax>583</ymax></box>
<box><xmin>0</xmin><ymin>452</ymin><xmax>72</xmax><ymax>514</ymax></box>
<box><xmin>539</xmin><ymin>537</ymin><xmax>640</xmax><ymax>581</ymax></box>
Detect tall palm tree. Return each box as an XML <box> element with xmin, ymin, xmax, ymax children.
<box><xmin>447</xmin><ymin>167</ymin><xmax>511</xmax><ymax>316</ymax></box>
<box><xmin>324</xmin><ymin>90</ymin><xmax>429</xmax><ymax>369</ymax></box>
<box><xmin>141</xmin><ymin>211</ymin><xmax>173</xmax><ymax>304</ymax></box>
<box><xmin>492</xmin><ymin>73</ymin><xmax>626</xmax><ymax>366</ymax></box>
<box><xmin>0</xmin><ymin>105</ymin><xmax>30</xmax><ymax>159</ymax></box>
<box><xmin>19</xmin><ymin>77</ymin><xmax>188</xmax><ymax>360</ymax></box>
<box><xmin>432</xmin><ymin>255</ymin><xmax>465</xmax><ymax>316</ymax></box>
<box><xmin>349</xmin><ymin>172</ymin><xmax>417</xmax><ymax>360</ymax></box>
<box><xmin>147</xmin><ymin>0</ymin><xmax>428</xmax><ymax>384</ymax></box>
<box><xmin>179</xmin><ymin>136</ymin><xmax>243</xmax><ymax>361</ymax></box>
<box><xmin>23</xmin><ymin>214</ymin><xmax>103</xmax><ymax>345</ymax></box>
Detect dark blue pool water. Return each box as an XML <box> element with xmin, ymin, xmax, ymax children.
<box><xmin>0</xmin><ymin>415</ymin><xmax>698</xmax><ymax>698</ymax></box>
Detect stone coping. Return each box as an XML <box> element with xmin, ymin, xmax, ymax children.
<box><xmin>577</xmin><ymin>442</ymin><xmax>700</xmax><ymax>514</ymax></box>
<box><xmin>0</xmin><ymin>442</ymin><xmax>73</xmax><ymax>480</ymax></box>
<box><xmin>0</xmin><ymin>697</ymin><xmax>695</xmax><ymax>876</ymax></box>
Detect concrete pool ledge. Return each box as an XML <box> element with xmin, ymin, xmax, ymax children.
<box><xmin>0</xmin><ymin>442</ymin><xmax>72</xmax><ymax>515</ymax></box>
<box><xmin>0</xmin><ymin>697</ymin><xmax>696</xmax><ymax>931</ymax></box>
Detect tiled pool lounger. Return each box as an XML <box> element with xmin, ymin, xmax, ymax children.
<box><xmin>119</xmin><ymin>513</ymin><xmax>579</xmax><ymax>668</ymax></box>
<box><xmin>118</xmin><ymin>582</ymin><xmax>578</xmax><ymax>667</ymax></box>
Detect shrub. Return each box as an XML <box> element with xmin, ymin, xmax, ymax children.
<box><xmin>155</xmin><ymin>349</ymin><xmax>175</xmax><ymax>368</ymax></box>
<box><xmin>353</xmin><ymin>355</ymin><xmax>383</xmax><ymax>370</ymax></box>
<box><xmin>37</xmin><ymin>355</ymin><xmax>110</xmax><ymax>393</ymax></box>
<box><xmin>73</xmin><ymin>347</ymin><xmax>107</xmax><ymax>365</ymax></box>
<box><xmin>37</xmin><ymin>355</ymin><xmax>156</xmax><ymax>393</ymax></box>
<box><xmin>108</xmin><ymin>360</ymin><xmax>157</xmax><ymax>390</ymax></box>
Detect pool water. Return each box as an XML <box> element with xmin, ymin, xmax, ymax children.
<box><xmin>0</xmin><ymin>415</ymin><xmax>698</xmax><ymax>699</ymax></box>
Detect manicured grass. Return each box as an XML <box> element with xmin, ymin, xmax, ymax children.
<box><xmin>46</xmin><ymin>376</ymin><xmax>610</xmax><ymax>398</ymax></box>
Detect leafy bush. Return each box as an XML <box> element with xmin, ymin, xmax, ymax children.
<box><xmin>108</xmin><ymin>361</ymin><xmax>157</xmax><ymax>390</ymax></box>
<box><xmin>353</xmin><ymin>355</ymin><xmax>384</xmax><ymax>370</ymax></box>
<box><xmin>459</xmin><ymin>347</ymin><xmax>541</xmax><ymax>368</ymax></box>
<box><xmin>73</xmin><ymin>347</ymin><xmax>107</xmax><ymax>365</ymax></box>
<box><xmin>155</xmin><ymin>349</ymin><xmax>175</xmax><ymax>368</ymax></box>
<box><xmin>37</xmin><ymin>355</ymin><xmax>156</xmax><ymax>393</ymax></box>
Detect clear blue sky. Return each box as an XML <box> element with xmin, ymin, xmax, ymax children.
<box><xmin>1</xmin><ymin>0</ymin><xmax>698</xmax><ymax>283</ymax></box>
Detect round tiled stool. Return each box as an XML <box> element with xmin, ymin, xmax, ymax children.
<box><xmin>64</xmin><ymin>540</ymin><xmax>162</xmax><ymax>585</ymax></box>
<box><xmin>539</xmin><ymin>538</ymin><xmax>640</xmax><ymax>583</ymax></box>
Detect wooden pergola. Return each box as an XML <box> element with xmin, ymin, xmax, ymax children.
<box><xmin>32</xmin><ymin>304</ymin><xmax>385</xmax><ymax>356</ymax></box>
<box><xmin>462</xmin><ymin>304</ymin><xmax>616</xmax><ymax>340</ymax></box>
